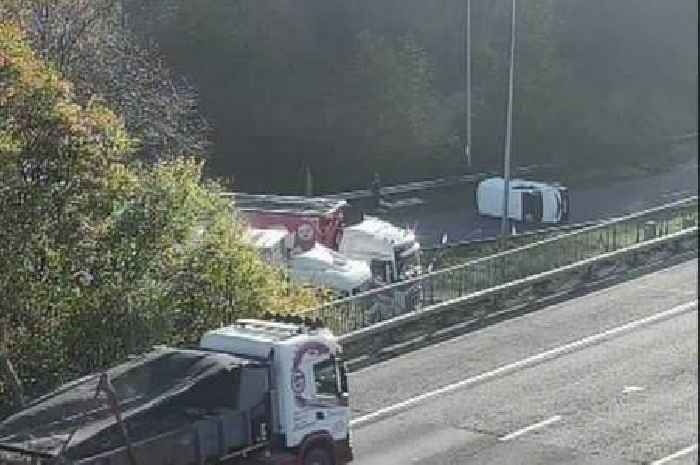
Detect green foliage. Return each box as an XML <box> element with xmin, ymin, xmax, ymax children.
<box><xmin>343</xmin><ymin>31</ymin><xmax>458</xmax><ymax>180</ymax></box>
<box><xmin>147</xmin><ymin>0</ymin><xmax>458</xmax><ymax>191</ymax></box>
<box><xmin>141</xmin><ymin>0</ymin><xmax>696</xmax><ymax>191</ymax></box>
<box><xmin>354</xmin><ymin>32</ymin><xmax>440</xmax><ymax>147</ymax></box>
<box><xmin>0</xmin><ymin>25</ymin><xmax>317</xmax><ymax>416</ymax></box>
<box><xmin>0</xmin><ymin>0</ymin><xmax>211</xmax><ymax>162</ymax></box>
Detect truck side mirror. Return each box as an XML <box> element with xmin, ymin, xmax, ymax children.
<box><xmin>338</xmin><ymin>359</ymin><xmax>349</xmax><ymax>395</ymax></box>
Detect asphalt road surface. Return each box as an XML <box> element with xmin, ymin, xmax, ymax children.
<box><xmin>348</xmin><ymin>259</ymin><xmax>698</xmax><ymax>465</ymax></box>
<box><xmin>379</xmin><ymin>157</ymin><xmax>699</xmax><ymax>246</ymax></box>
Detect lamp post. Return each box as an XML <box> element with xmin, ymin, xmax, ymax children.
<box><xmin>305</xmin><ymin>165</ymin><xmax>313</xmax><ymax>196</ymax></box>
<box><xmin>464</xmin><ymin>0</ymin><xmax>472</xmax><ymax>168</ymax></box>
<box><xmin>501</xmin><ymin>0</ymin><xmax>516</xmax><ymax>236</ymax></box>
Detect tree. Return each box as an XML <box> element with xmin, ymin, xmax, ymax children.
<box><xmin>341</xmin><ymin>31</ymin><xmax>457</xmax><ymax>181</ymax></box>
<box><xmin>0</xmin><ymin>0</ymin><xmax>210</xmax><ymax>162</ymax></box>
<box><xmin>512</xmin><ymin>0</ymin><xmax>570</xmax><ymax>166</ymax></box>
<box><xmin>116</xmin><ymin>0</ymin><xmax>697</xmax><ymax>189</ymax></box>
<box><xmin>553</xmin><ymin>0</ymin><xmax>698</xmax><ymax>170</ymax></box>
<box><xmin>134</xmin><ymin>0</ymin><xmax>460</xmax><ymax>191</ymax></box>
<box><xmin>0</xmin><ymin>24</ymin><xmax>317</xmax><ymax>416</ymax></box>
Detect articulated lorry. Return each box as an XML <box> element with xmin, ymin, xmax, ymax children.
<box><xmin>476</xmin><ymin>177</ymin><xmax>570</xmax><ymax>224</ymax></box>
<box><xmin>228</xmin><ymin>193</ymin><xmax>421</xmax><ymax>290</ymax></box>
<box><xmin>0</xmin><ymin>320</ymin><xmax>353</xmax><ymax>465</ymax></box>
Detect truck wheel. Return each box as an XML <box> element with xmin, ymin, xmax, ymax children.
<box><xmin>303</xmin><ymin>447</ymin><xmax>333</xmax><ymax>465</ymax></box>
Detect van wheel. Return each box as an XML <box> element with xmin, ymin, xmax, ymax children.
<box><xmin>304</xmin><ymin>447</ymin><xmax>333</xmax><ymax>465</ymax></box>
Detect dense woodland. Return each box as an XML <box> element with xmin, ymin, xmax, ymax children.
<box><xmin>133</xmin><ymin>0</ymin><xmax>698</xmax><ymax>193</ymax></box>
<box><xmin>3</xmin><ymin>0</ymin><xmax>696</xmax><ymax>193</ymax></box>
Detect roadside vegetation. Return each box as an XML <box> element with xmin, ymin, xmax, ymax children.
<box><xmin>0</xmin><ymin>24</ymin><xmax>318</xmax><ymax>416</ymax></box>
<box><xmin>0</xmin><ymin>0</ymin><xmax>210</xmax><ymax>163</ymax></box>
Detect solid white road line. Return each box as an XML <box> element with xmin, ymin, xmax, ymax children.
<box><xmin>350</xmin><ymin>300</ymin><xmax>698</xmax><ymax>428</ymax></box>
<box><xmin>651</xmin><ymin>444</ymin><xmax>698</xmax><ymax>465</ymax></box>
<box><xmin>498</xmin><ymin>415</ymin><xmax>562</xmax><ymax>441</ymax></box>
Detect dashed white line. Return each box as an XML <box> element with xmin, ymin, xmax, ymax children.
<box><xmin>651</xmin><ymin>443</ymin><xmax>698</xmax><ymax>465</ymax></box>
<box><xmin>349</xmin><ymin>300</ymin><xmax>697</xmax><ymax>428</ymax></box>
<box><xmin>498</xmin><ymin>415</ymin><xmax>562</xmax><ymax>441</ymax></box>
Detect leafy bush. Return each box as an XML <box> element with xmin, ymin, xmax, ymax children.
<box><xmin>0</xmin><ymin>24</ymin><xmax>317</xmax><ymax>417</ymax></box>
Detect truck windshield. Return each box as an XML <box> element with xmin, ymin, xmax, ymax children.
<box><xmin>370</xmin><ymin>259</ymin><xmax>392</xmax><ymax>284</ymax></box>
<box><xmin>395</xmin><ymin>244</ymin><xmax>420</xmax><ymax>280</ymax></box>
<box><xmin>314</xmin><ymin>358</ymin><xmax>339</xmax><ymax>397</ymax></box>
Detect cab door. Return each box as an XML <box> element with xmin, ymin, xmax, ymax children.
<box><xmin>310</xmin><ymin>355</ymin><xmax>351</xmax><ymax>441</ymax></box>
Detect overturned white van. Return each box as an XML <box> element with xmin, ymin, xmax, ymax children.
<box><xmin>476</xmin><ymin>177</ymin><xmax>570</xmax><ymax>224</ymax></box>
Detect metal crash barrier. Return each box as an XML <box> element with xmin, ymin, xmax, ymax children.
<box><xmin>303</xmin><ymin>196</ymin><xmax>698</xmax><ymax>335</ymax></box>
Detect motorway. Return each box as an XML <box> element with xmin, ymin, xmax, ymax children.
<box><xmin>348</xmin><ymin>259</ymin><xmax>698</xmax><ymax>464</ymax></box>
<box><xmin>378</xmin><ymin>157</ymin><xmax>699</xmax><ymax>246</ymax></box>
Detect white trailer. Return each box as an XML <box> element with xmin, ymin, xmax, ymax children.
<box><xmin>475</xmin><ymin>177</ymin><xmax>570</xmax><ymax>224</ymax></box>
<box><xmin>246</xmin><ymin>228</ymin><xmax>372</xmax><ymax>297</ymax></box>
<box><xmin>288</xmin><ymin>244</ymin><xmax>373</xmax><ymax>297</ymax></box>
<box><xmin>245</xmin><ymin>228</ymin><xmax>290</xmax><ymax>268</ymax></box>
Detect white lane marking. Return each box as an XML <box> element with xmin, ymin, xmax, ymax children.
<box><xmin>659</xmin><ymin>190</ymin><xmax>694</xmax><ymax>199</ymax></box>
<box><xmin>350</xmin><ymin>300</ymin><xmax>698</xmax><ymax>428</ymax></box>
<box><xmin>355</xmin><ymin>425</ymin><xmax>480</xmax><ymax>465</ymax></box>
<box><xmin>622</xmin><ymin>386</ymin><xmax>646</xmax><ymax>394</ymax></box>
<box><xmin>349</xmin><ymin>263</ymin><xmax>699</xmax><ymax>376</ymax></box>
<box><xmin>651</xmin><ymin>443</ymin><xmax>698</xmax><ymax>465</ymax></box>
<box><xmin>498</xmin><ymin>415</ymin><xmax>562</xmax><ymax>441</ymax></box>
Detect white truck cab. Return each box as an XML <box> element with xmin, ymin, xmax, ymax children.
<box><xmin>0</xmin><ymin>319</ymin><xmax>353</xmax><ymax>465</ymax></box>
<box><xmin>339</xmin><ymin>216</ymin><xmax>422</xmax><ymax>312</ymax></box>
<box><xmin>339</xmin><ymin>216</ymin><xmax>421</xmax><ymax>285</ymax></box>
<box><xmin>200</xmin><ymin>320</ymin><xmax>352</xmax><ymax>458</ymax></box>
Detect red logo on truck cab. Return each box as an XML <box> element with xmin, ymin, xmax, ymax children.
<box><xmin>291</xmin><ymin>369</ymin><xmax>306</xmax><ymax>394</ymax></box>
<box><xmin>291</xmin><ymin>341</ymin><xmax>331</xmax><ymax>407</ymax></box>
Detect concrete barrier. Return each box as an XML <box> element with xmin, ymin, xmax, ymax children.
<box><xmin>339</xmin><ymin>226</ymin><xmax>698</xmax><ymax>370</ymax></box>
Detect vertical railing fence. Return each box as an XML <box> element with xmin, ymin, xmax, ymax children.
<box><xmin>303</xmin><ymin>196</ymin><xmax>698</xmax><ymax>335</ymax></box>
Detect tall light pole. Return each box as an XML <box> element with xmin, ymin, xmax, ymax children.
<box><xmin>464</xmin><ymin>0</ymin><xmax>472</xmax><ymax>168</ymax></box>
<box><xmin>501</xmin><ymin>0</ymin><xmax>516</xmax><ymax>236</ymax></box>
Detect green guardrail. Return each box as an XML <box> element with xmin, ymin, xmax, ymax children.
<box><xmin>423</xmin><ymin>221</ymin><xmax>599</xmax><ymax>269</ymax></box>
<box><xmin>303</xmin><ymin>196</ymin><xmax>698</xmax><ymax>335</ymax></box>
